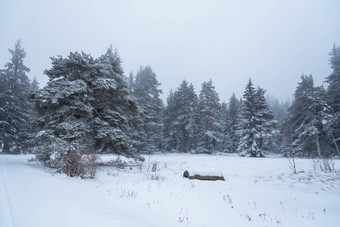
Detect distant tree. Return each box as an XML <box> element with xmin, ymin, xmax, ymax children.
<box><xmin>288</xmin><ymin>75</ymin><xmax>332</xmax><ymax>157</ymax></box>
<box><xmin>30</xmin><ymin>76</ymin><xmax>40</xmax><ymax>91</ymax></box>
<box><xmin>223</xmin><ymin>93</ymin><xmax>240</xmax><ymax>153</ymax></box>
<box><xmin>254</xmin><ymin>87</ymin><xmax>279</xmax><ymax>153</ymax></box>
<box><xmin>163</xmin><ymin>89</ymin><xmax>177</xmax><ymax>151</ymax></box>
<box><xmin>133</xmin><ymin>66</ymin><xmax>163</xmax><ymax>152</ymax></box>
<box><xmin>325</xmin><ymin>44</ymin><xmax>340</xmax><ymax>155</ymax></box>
<box><xmin>128</xmin><ymin>71</ymin><xmax>134</xmax><ymax>94</ymax></box>
<box><xmin>0</xmin><ymin>40</ymin><xmax>31</xmax><ymax>153</ymax></box>
<box><xmin>163</xmin><ymin>81</ymin><xmax>199</xmax><ymax>152</ymax></box>
<box><xmin>30</xmin><ymin>47</ymin><xmax>142</xmax><ymax>166</ymax></box>
<box><xmin>196</xmin><ymin>80</ymin><xmax>222</xmax><ymax>153</ymax></box>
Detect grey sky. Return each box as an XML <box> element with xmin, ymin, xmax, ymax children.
<box><xmin>1</xmin><ymin>0</ymin><xmax>339</xmax><ymax>102</ymax></box>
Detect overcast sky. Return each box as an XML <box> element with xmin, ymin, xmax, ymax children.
<box><xmin>1</xmin><ymin>0</ymin><xmax>339</xmax><ymax>102</ymax></box>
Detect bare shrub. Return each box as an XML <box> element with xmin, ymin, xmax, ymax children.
<box><xmin>313</xmin><ymin>158</ymin><xmax>335</xmax><ymax>172</ymax></box>
<box><xmin>288</xmin><ymin>155</ymin><xmax>297</xmax><ymax>174</ymax></box>
<box><xmin>120</xmin><ymin>188</ymin><xmax>137</xmax><ymax>198</ymax></box>
<box><xmin>50</xmin><ymin>150</ymin><xmax>99</xmax><ymax>178</ymax></box>
<box><xmin>151</xmin><ymin>162</ymin><xmax>159</xmax><ymax>172</ymax></box>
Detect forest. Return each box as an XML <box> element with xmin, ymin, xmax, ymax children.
<box><xmin>0</xmin><ymin>40</ymin><xmax>339</xmax><ymax>177</ymax></box>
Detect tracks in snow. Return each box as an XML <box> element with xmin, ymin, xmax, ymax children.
<box><xmin>0</xmin><ymin>164</ymin><xmax>16</xmax><ymax>227</ymax></box>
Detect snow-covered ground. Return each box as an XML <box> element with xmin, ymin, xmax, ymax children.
<box><xmin>0</xmin><ymin>154</ymin><xmax>339</xmax><ymax>227</ymax></box>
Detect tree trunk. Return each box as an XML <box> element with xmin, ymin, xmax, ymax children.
<box><xmin>316</xmin><ymin>135</ymin><xmax>321</xmax><ymax>157</ymax></box>
<box><xmin>331</xmin><ymin>134</ymin><xmax>340</xmax><ymax>156</ymax></box>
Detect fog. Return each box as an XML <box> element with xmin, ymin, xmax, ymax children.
<box><xmin>1</xmin><ymin>0</ymin><xmax>339</xmax><ymax>102</ymax></box>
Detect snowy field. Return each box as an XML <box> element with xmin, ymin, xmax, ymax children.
<box><xmin>0</xmin><ymin>154</ymin><xmax>340</xmax><ymax>227</ymax></box>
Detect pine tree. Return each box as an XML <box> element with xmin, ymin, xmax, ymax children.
<box><xmin>163</xmin><ymin>89</ymin><xmax>177</xmax><ymax>151</ymax></box>
<box><xmin>196</xmin><ymin>80</ymin><xmax>222</xmax><ymax>153</ymax></box>
<box><xmin>0</xmin><ymin>40</ymin><xmax>31</xmax><ymax>153</ymax></box>
<box><xmin>223</xmin><ymin>93</ymin><xmax>240</xmax><ymax>153</ymax></box>
<box><xmin>237</xmin><ymin>79</ymin><xmax>263</xmax><ymax>157</ymax></box>
<box><xmin>289</xmin><ymin>75</ymin><xmax>332</xmax><ymax>157</ymax></box>
<box><xmin>30</xmin><ymin>76</ymin><xmax>39</xmax><ymax>91</ymax></box>
<box><xmin>31</xmin><ymin>47</ymin><xmax>142</xmax><ymax>165</ymax></box>
<box><xmin>254</xmin><ymin>87</ymin><xmax>279</xmax><ymax>153</ymax></box>
<box><xmin>133</xmin><ymin>66</ymin><xmax>163</xmax><ymax>152</ymax></box>
<box><xmin>325</xmin><ymin>44</ymin><xmax>340</xmax><ymax>155</ymax></box>
<box><xmin>163</xmin><ymin>81</ymin><xmax>199</xmax><ymax>152</ymax></box>
<box><xmin>128</xmin><ymin>71</ymin><xmax>134</xmax><ymax>94</ymax></box>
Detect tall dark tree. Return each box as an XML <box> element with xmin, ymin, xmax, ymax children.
<box><xmin>163</xmin><ymin>81</ymin><xmax>199</xmax><ymax>152</ymax></box>
<box><xmin>288</xmin><ymin>75</ymin><xmax>332</xmax><ymax>157</ymax></box>
<box><xmin>31</xmin><ymin>47</ymin><xmax>142</xmax><ymax>164</ymax></box>
<box><xmin>133</xmin><ymin>66</ymin><xmax>163</xmax><ymax>152</ymax></box>
<box><xmin>325</xmin><ymin>44</ymin><xmax>340</xmax><ymax>155</ymax></box>
<box><xmin>30</xmin><ymin>76</ymin><xmax>40</xmax><ymax>91</ymax></box>
<box><xmin>254</xmin><ymin>87</ymin><xmax>279</xmax><ymax>153</ymax></box>
<box><xmin>0</xmin><ymin>40</ymin><xmax>31</xmax><ymax>153</ymax></box>
<box><xmin>237</xmin><ymin>79</ymin><xmax>263</xmax><ymax>157</ymax></box>
<box><xmin>196</xmin><ymin>80</ymin><xmax>222</xmax><ymax>153</ymax></box>
<box><xmin>223</xmin><ymin>93</ymin><xmax>240</xmax><ymax>153</ymax></box>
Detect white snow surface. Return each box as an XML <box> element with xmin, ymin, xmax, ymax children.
<box><xmin>0</xmin><ymin>154</ymin><xmax>340</xmax><ymax>227</ymax></box>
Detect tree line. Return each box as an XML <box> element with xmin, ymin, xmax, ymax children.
<box><xmin>0</xmin><ymin>40</ymin><xmax>339</xmax><ymax>167</ymax></box>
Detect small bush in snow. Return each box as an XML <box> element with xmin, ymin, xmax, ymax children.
<box><xmin>151</xmin><ymin>162</ymin><xmax>159</xmax><ymax>172</ymax></box>
<box><xmin>45</xmin><ymin>150</ymin><xmax>99</xmax><ymax>178</ymax></box>
<box><xmin>312</xmin><ymin>157</ymin><xmax>335</xmax><ymax>172</ymax></box>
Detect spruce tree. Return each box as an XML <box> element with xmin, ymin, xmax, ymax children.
<box><xmin>133</xmin><ymin>66</ymin><xmax>163</xmax><ymax>152</ymax></box>
<box><xmin>325</xmin><ymin>44</ymin><xmax>340</xmax><ymax>155</ymax></box>
<box><xmin>289</xmin><ymin>75</ymin><xmax>332</xmax><ymax>157</ymax></box>
<box><xmin>163</xmin><ymin>81</ymin><xmax>199</xmax><ymax>152</ymax></box>
<box><xmin>196</xmin><ymin>80</ymin><xmax>222</xmax><ymax>153</ymax></box>
<box><xmin>0</xmin><ymin>40</ymin><xmax>31</xmax><ymax>153</ymax></box>
<box><xmin>223</xmin><ymin>93</ymin><xmax>240</xmax><ymax>153</ymax></box>
<box><xmin>254</xmin><ymin>87</ymin><xmax>279</xmax><ymax>153</ymax></box>
<box><xmin>237</xmin><ymin>79</ymin><xmax>263</xmax><ymax>157</ymax></box>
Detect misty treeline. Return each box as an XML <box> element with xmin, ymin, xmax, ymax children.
<box><xmin>0</xmin><ymin>40</ymin><xmax>339</xmax><ymax>176</ymax></box>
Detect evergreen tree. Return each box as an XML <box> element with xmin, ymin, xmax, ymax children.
<box><xmin>163</xmin><ymin>81</ymin><xmax>199</xmax><ymax>152</ymax></box>
<box><xmin>288</xmin><ymin>75</ymin><xmax>332</xmax><ymax>157</ymax></box>
<box><xmin>30</xmin><ymin>76</ymin><xmax>40</xmax><ymax>91</ymax></box>
<box><xmin>325</xmin><ymin>44</ymin><xmax>340</xmax><ymax>155</ymax></box>
<box><xmin>223</xmin><ymin>93</ymin><xmax>240</xmax><ymax>153</ymax></box>
<box><xmin>254</xmin><ymin>87</ymin><xmax>279</xmax><ymax>153</ymax></box>
<box><xmin>133</xmin><ymin>66</ymin><xmax>163</xmax><ymax>152</ymax></box>
<box><xmin>237</xmin><ymin>79</ymin><xmax>263</xmax><ymax>157</ymax></box>
<box><xmin>128</xmin><ymin>71</ymin><xmax>134</xmax><ymax>94</ymax></box>
<box><xmin>0</xmin><ymin>40</ymin><xmax>31</xmax><ymax>153</ymax></box>
<box><xmin>163</xmin><ymin>89</ymin><xmax>177</xmax><ymax>151</ymax></box>
<box><xmin>31</xmin><ymin>47</ymin><xmax>142</xmax><ymax>164</ymax></box>
<box><xmin>196</xmin><ymin>80</ymin><xmax>222</xmax><ymax>153</ymax></box>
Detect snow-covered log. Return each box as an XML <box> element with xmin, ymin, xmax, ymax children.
<box><xmin>183</xmin><ymin>170</ymin><xmax>225</xmax><ymax>181</ymax></box>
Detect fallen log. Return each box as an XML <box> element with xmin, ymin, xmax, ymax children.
<box><xmin>183</xmin><ymin>170</ymin><xmax>225</xmax><ymax>181</ymax></box>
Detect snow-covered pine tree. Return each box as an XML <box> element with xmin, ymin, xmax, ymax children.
<box><xmin>31</xmin><ymin>47</ymin><xmax>142</xmax><ymax>166</ymax></box>
<box><xmin>163</xmin><ymin>89</ymin><xmax>178</xmax><ymax>151</ymax></box>
<box><xmin>196</xmin><ymin>80</ymin><xmax>222</xmax><ymax>153</ymax></box>
<box><xmin>223</xmin><ymin>93</ymin><xmax>240</xmax><ymax>153</ymax></box>
<box><xmin>254</xmin><ymin>87</ymin><xmax>279</xmax><ymax>153</ymax></box>
<box><xmin>163</xmin><ymin>81</ymin><xmax>199</xmax><ymax>152</ymax></box>
<box><xmin>237</xmin><ymin>79</ymin><xmax>263</xmax><ymax>157</ymax></box>
<box><xmin>133</xmin><ymin>66</ymin><xmax>163</xmax><ymax>153</ymax></box>
<box><xmin>174</xmin><ymin>81</ymin><xmax>199</xmax><ymax>152</ymax></box>
<box><xmin>288</xmin><ymin>75</ymin><xmax>332</xmax><ymax>157</ymax></box>
<box><xmin>128</xmin><ymin>71</ymin><xmax>134</xmax><ymax>94</ymax></box>
<box><xmin>325</xmin><ymin>44</ymin><xmax>340</xmax><ymax>155</ymax></box>
<box><xmin>0</xmin><ymin>40</ymin><xmax>31</xmax><ymax>153</ymax></box>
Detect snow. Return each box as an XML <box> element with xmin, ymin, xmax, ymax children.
<box><xmin>0</xmin><ymin>154</ymin><xmax>340</xmax><ymax>227</ymax></box>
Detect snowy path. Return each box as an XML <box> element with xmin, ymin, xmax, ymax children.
<box><xmin>0</xmin><ymin>163</ymin><xmax>16</xmax><ymax>227</ymax></box>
